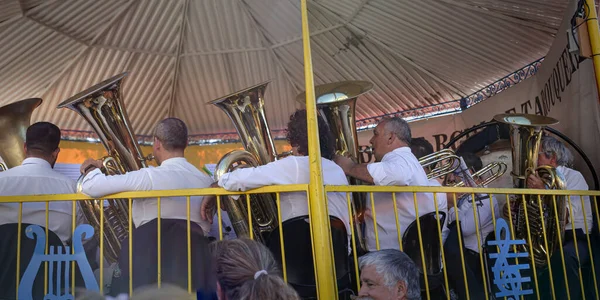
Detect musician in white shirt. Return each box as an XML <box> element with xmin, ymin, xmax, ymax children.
<box><xmin>79</xmin><ymin>118</ymin><xmax>215</xmax><ymax>295</ymax></box>
<box><xmin>201</xmin><ymin>110</ymin><xmax>351</xmax><ymax>249</ymax></box>
<box><xmin>527</xmin><ymin>135</ymin><xmax>592</xmax><ymax>300</ymax></box>
<box><xmin>334</xmin><ymin>117</ymin><xmax>435</xmax><ymax>252</ymax></box>
<box><xmin>0</xmin><ymin>122</ymin><xmax>80</xmax><ymax>244</ymax></box>
<box><xmin>443</xmin><ymin>153</ymin><xmax>496</xmax><ymax>300</ymax></box>
<box><xmin>446</xmin><ymin>153</ymin><xmax>498</xmax><ymax>253</ymax></box>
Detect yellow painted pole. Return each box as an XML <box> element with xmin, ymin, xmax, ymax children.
<box><xmin>300</xmin><ymin>0</ymin><xmax>336</xmax><ymax>298</ymax></box>
<box><xmin>585</xmin><ymin>0</ymin><xmax>600</xmax><ymax>101</ymax></box>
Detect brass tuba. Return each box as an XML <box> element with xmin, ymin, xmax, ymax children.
<box><xmin>296</xmin><ymin>81</ymin><xmax>374</xmax><ymax>253</ymax></box>
<box><xmin>209</xmin><ymin>82</ymin><xmax>281</xmax><ymax>243</ymax></box>
<box><xmin>57</xmin><ymin>72</ymin><xmax>153</xmax><ymax>264</ymax></box>
<box><xmin>0</xmin><ymin>98</ymin><xmax>42</xmax><ymax>171</ymax></box>
<box><xmin>494</xmin><ymin>113</ymin><xmax>567</xmax><ymax>268</ymax></box>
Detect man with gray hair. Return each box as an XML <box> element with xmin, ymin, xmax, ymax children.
<box><xmin>79</xmin><ymin>118</ymin><xmax>215</xmax><ymax>296</ymax></box>
<box><xmin>526</xmin><ymin>135</ymin><xmax>591</xmax><ymax>300</ymax></box>
<box><xmin>334</xmin><ymin>117</ymin><xmax>437</xmax><ymax>251</ymax></box>
<box><xmin>355</xmin><ymin>249</ymin><xmax>421</xmax><ymax>300</ymax></box>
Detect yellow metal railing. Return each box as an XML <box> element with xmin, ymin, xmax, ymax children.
<box><xmin>2</xmin><ymin>185</ymin><xmax>600</xmax><ymax>299</ymax></box>
<box><xmin>325</xmin><ymin>185</ymin><xmax>600</xmax><ymax>300</ymax></box>
<box><xmin>0</xmin><ymin>185</ymin><xmax>309</xmax><ymax>299</ymax></box>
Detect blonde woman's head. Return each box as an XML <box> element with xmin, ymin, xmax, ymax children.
<box><xmin>212</xmin><ymin>238</ymin><xmax>299</xmax><ymax>300</ymax></box>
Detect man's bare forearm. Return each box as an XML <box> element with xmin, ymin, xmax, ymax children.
<box><xmin>346</xmin><ymin>163</ymin><xmax>374</xmax><ymax>184</ymax></box>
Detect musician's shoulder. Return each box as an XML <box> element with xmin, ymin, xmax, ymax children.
<box><xmin>561</xmin><ymin>167</ymin><xmax>588</xmax><ymax>190</ymax></box>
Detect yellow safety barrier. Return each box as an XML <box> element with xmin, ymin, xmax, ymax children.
<box><xmin>0</xmin><ymin>185</ymin><xmax>308</xmax><ymax>298</ymax></box>
<box><xmin>1</xmin><ymin>185</ymin><xmax>600</xmax><ymax>299</ymax></box>
<box><xmin>324</xmin><ymin>185</ymin><xmax>600</xmax><ymax>300</ymax></box>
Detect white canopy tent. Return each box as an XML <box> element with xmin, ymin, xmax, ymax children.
<box><xmin>0</xmin><ymin>0</ymin><xmax>568</xmax><ymax>141</ymax></box>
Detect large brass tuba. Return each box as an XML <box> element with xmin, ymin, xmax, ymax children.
<box><xmin>296</xmin><ymin>81</ymin><xmax>374</xmax><ymax>252</ymax></box>
<box><xmin>209</xmin><ymin>82</ymin><xmax>282</xmax><ymax>243</ymax></box>
<box><xmin>0</xmin><ymin>98</ymin><xmax>42</xmax><ymax>171</ymax></box>
<box><xmin>494</xmin><ymin>113</ymin><xmax>567</xmax><ymax>268</ymax></box>
<box><xmin>57</xmin><ymin>72</ymin><xmax>153</xmax><ymax>263</ymax></box>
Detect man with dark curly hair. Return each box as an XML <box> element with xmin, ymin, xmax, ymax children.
<box><xmin>201</xmin><ymin>109</ymin><xmax>351</xmax><ymax>249</ymax></box>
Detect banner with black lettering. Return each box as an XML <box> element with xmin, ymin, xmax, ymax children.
<box><xmin>460</xmin><ymin>0</ymin><xmax>600</xmax><ymax>186</ymax></box>
<box><xmin>357</xmin><ymin>114</ymin><xmax>467</xmax><ymax>152</ymax></box>
<box><xmin>358</xmin><ymin>0</ymin><xmax>600</xmax><ymax>186</ymax></box>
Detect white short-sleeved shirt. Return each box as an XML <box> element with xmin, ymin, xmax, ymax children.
<box><xmin>559</xmin><ymin>166</ymin><xmax>593</xmax><ymax>233</ymax></box>
<box><xmin>365</xmin><ymin>147</ymin><xmax>437</xmax><ymax>251</ymax></box>
<box><xmin>0</xmin><ymin>158</ymin><xmax>80</xmax><ymax>243</ymax></box>
<box><xmin>80</xmin><ymin>157</ymin><xmax>214</xmax><ymax>234</ymax></box>
<box><xmin>218</xmin><ymin>156</ymin><xmax>351</xmax><ymax>246</ymax></box>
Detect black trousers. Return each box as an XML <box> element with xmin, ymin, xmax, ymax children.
<box><xmin>108</xmin><ymin>218</ymin><xmax>215</xmax><ymax>296</ymax></box>
<box><xmin>444</xmin><ymin>221</ymin><xmax>486</xmax><ymax>300</ymax></box>
<box><xmin>534</xmin><ymin>229</ymin><xmax>591</xmax><ymax>300</ymax></box>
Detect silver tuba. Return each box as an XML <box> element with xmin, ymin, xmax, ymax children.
<box><xmin>0</xmin><ymin>98</ymin><xmax>42</xmax><ymax>171</ymax></box>
<box><xmin>209</xmin><ymin>82</ymin><xmax>282</xmax><ymax>243</ymax></box>
<box><xmin>57</xmin><ymin>72</ymin><xmax>153</xmax><ymax>264</ymax></box>
<box><xmin>494</xmin><ymin>113</ymin><xmax>567</xmax><ymax>268</ymax></box>
<box><xmin>296</xmin><ymin>81</ymin><xmax>373</xmax><ymax>253</ymax></box>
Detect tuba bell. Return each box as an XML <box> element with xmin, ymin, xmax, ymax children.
<box><xmin>296</xmin><ymin>81</ymin><xmax>374</xmax><ymax>253</ymax></box>
<box><xmin>494</xmin><ymin>113</ymin><xmax>567</xmax><ymax>268</ymax></box>
<box><xmin>57</xmin><ymin>72</ymin><xmax>153</xmax><ymax>264</ymax></box>
<box><xmin>0</xmin><ymin>98</ymin><xmax>43</xmax><ymax>171</ymax></box>
<box><xmin>209</xmin><ymin>82</ymin><xmax>281</xmax><ymax>243</ymax></box>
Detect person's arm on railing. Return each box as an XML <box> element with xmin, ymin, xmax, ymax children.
<box><xmin>78</xmin><ymin>158</ymin><xmax>152</xmax><ymax>198</ymax></box>
<box><xmin>217</xmin><ymin>158</ymin><xmax>297</xmax><ymax>192</ymax></box>
<box><xmin>201</xmin><ymin>158</ymin><xmax>297</xmax><ymax>223</ymax></box>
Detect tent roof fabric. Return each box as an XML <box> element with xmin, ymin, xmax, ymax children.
<box><xmin>0</xmin><ymin>0</ymin><xmax>568</xmax><ymax>140</ymax></box>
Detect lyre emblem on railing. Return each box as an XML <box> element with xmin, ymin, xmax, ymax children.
<box><xmin>488</xmin><ymin>218</ymin><xmax>533</xmax><ymax>299</ymax></box>
<box><xmin>18</xmin><ymin>224</ymin><xmax>99</xmax><ymax>300</ymax></box>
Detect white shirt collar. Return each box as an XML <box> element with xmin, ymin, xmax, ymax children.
<box><xmin>381</xmin><ymin>146</ymin><xmax>411</xmax><ymax>160</ymax></box>
<box><xmin>393</xmin><ymin>146</ymin><xmax>411</xmax><ymax>153</ymax></box>
<box><xmin>21</xmin><ymin>157</ymin><xmax>52</xmax><ymax>169</ymax></box>
<box><xmin>159</xmin><ymin>157</ymin><xmax>187</xmax><ymax>166</ymax></box>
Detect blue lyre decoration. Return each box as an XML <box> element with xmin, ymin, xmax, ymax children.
<box><xmin>18</xmin><ymin>224</ymin><xmax>99</xmax><ymax>300</ymax></box>
<box><xmin>488</xmin><ymin>218</ymin><xmax>534</xmax><ymax>299</ymax></box>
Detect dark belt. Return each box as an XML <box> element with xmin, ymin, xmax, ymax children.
<box><xmin>563</xmin><ymin>228</ymin><xmax>587</xmax><ymax>245</ymax></box>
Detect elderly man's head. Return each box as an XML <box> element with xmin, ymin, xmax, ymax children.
<box><xmin>538</xmin><ymin>135</ymin><xmax>573</xmax><ymax>168</ymax></box>
<box><xmin>357</xmin><ymin>249</ymin><xmax>420</xmax><ymax>300</ymax></box>
<box><xmin>369</xmin><ymin>117</ymin><xmax>411</xmax><ymax>162</ymax></box>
